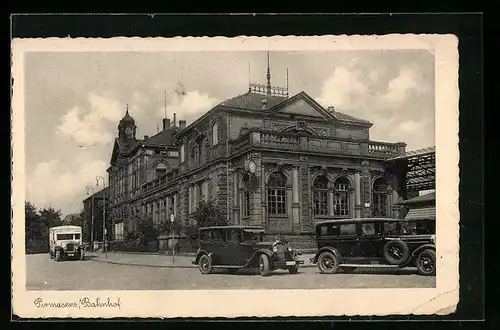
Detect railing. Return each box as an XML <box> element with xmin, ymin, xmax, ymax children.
<box><xmin>368</xmin><ymin>142</ymin><xmax>399</xmax><ymax>155</ymax></box>
<box><xmin>141</xmin><ymin>176</ymin><xmax>168</xmax><ymax>195</ymax></box>
<box><xmin>229</xmin><ymin>130</ymin><xmax>404</xmax><ymax>157</ymax></box>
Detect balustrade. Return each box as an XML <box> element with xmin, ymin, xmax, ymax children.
<box><xmin>229</xmin><ymin>130</ymin><xmax>400</xmax><ymax>157</ymax></box>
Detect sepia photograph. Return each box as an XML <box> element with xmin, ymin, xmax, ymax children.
<box><xmin>11</xmin><ymin>35</ymin><xmax>459</xmax><ymax>318</ymax></box>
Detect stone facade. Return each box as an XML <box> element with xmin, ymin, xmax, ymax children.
<box><xmin>106</xmin><ymin>89</ymin><xmax>406</xmax><ymax>248</ymax></box>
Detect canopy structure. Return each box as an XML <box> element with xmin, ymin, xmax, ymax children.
<box><xmin>385</xmin><ymin>146</ymin><xmax>435</xmax><ymax>193</ymax></box>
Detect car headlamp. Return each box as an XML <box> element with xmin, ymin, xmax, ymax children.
<box><xmin>272</xmin><ymin>246</ymin><xmax>278</xmax><ymax>253</ymax></box>
<box><xmin>430</xmin><ymin>235</ymin><xmax>436</xmax><ymax>243</ymax></box>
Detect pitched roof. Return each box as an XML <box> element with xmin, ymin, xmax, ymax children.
<box><xmin>404</xmin><ymin>207</ymin><xmax>436</xmax><ymax>220</ymax></box>
<box><xmin>144</xmin><ymin>126</ymin><xmax>179</xmax><ymax>146</ymax></box>
<box><xmin>331</xmin><ymin>111</ymin><xmax>372</xmax><ymax>125</ymax></box>
<box><xmin>398</xmin><ymin>192</ymin><xmax>436</xmax><ymax>205</ymax></box>
<box><xmin>220</xmin><ymin>91</ymin><xmax>287</xmax><ymax>110</ymax></box>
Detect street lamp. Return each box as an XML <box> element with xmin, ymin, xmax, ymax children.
<box><xmin>85</xmin><ymin>186</ymin><xmax>95</xmax><ymax>252</ymax></box>
<box><xmin>96</xmin><ymin>175</ymin><xmax>107</xmax><ymax>259</ymax></box>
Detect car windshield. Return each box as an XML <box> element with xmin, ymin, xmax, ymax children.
<box><xmin>56</xmin><ymin>233</ymin><xmax>79</xmax><ymax>240</ymax></box>
<box><xmin>242</xmin><ymin>231</ymin><xmax>264</xmax><ymax>242</ymax></box>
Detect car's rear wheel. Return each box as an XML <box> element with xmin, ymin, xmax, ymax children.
<box><xmin>416</xmin><ymin>249</ymin><xmax>436</xmax><ymax>276</ymax></box>
<box><xmin>318</xmin><ymin>251</ymin><xmax>339</xmax><ymax>274</ymax></box>
<box><xmin>287</xmin><ymin>264</ymin><xmax>299</xmax><ymax>274</ymax></box>
<box><xmin>55</xmin><ymin>250</ymin><xmax>61</xmax><ymax>262</ymax></box>
<box><xmin>259</xmin><ymin>254</ymin><xmax>270</xmax><ymax>277</ymax></box>
<box><xmin>198</xmin><ymin>255</ymin><xmax>213</xmax><ymax>275</ymax></box>
<box><xmin>383</xmin><ymin>240</ymin><xmax>410</xmax><ymax>265</ymax></box>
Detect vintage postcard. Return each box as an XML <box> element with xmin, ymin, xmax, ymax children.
<box><xmin>11</xmin><ymin>35</ymin><xmax>459</xmax><ymax>318</ymax></box>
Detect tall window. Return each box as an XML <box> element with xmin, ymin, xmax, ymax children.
<box><xmin>212</xmin><ymin>122</ymin><xmax>219</xmax><ymax>145</ymax></box>
<box><xmin>334</xmin><ymin>177</ymin><xmax>350</xmax><ymax>217</ymax></box>
<box><xmin>180</xmin><ymin>144</ymin><xmax>185</xmax><ymax>163</ymax></box>
<box><xmin>373</xmin><ymin>178</ymin><xmax>388</xmax><ymax>217</ymax></box>
<box><xmin>241</xmin><ymin>174</ymin><xmax>250</xmax><ymax>217</ymax></box>
<box><xmin>268</xmin><ymin>172</ymin><xmax>287</xmax><ymax>215</ymax></box>
<box><xmin>313</xmin><ymin>175</ymin><xmax>329</xmax><ymax>216</ymax></box>
<box><xmin>155</xmin><ymin>163</ymin><xmax>167</xmax><ymax>178</ymax></box>
<box><xmin>191</xmin><ymin>147</ymin><xmax>199</xmax><ymax>166</ymax></box>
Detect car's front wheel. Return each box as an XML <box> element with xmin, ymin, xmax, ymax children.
<box><xmin>259</xmin><ymin>254</ymin><xmax>271</xmax><ymax>277</ymax></box>
<box><xmin>416</xmin><ymin>249</ymin><xmax>436</xmax><ymax>276</ymax></box>
<box><xmin>55</xmin><ymin>250</ymin><xmax>61</xmax><ymax>262</ymax></box>
<box><xmin>198</xmin><ymin>255</ymin><xmax>213</xmax><ymax>275</ymax></box>
<box><xmin>287</xmin><ymin>264</ymin><xmax>299</xmax><ymax>274</ymax></box>
<box><xmin>318</xmin><ymin>251</ymin><xmax>339</xmax><ymax>274</ymax></box>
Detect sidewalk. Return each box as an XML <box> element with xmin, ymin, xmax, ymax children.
<box><xmin>87</xmin><ymin>251</ymin><xmax>317</xmax><ymax>269</ymax></box>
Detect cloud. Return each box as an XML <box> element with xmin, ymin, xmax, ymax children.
<box><xmin>27</xmin><ymin>153</ymin><xmax>108</xmax><ymax>214</ymax></box>
<box><xmin>158</xmin><ymin>90</ymin><xmax>219</xmax><ymax>122</ymax></box>
<box><xmin>56</xmin><ymin>92</ymin><xmax>148</xmax><ymax>146</ymax></box>
<box><xmin>316</xmin><ymin>58</ymin><xmax>433</xmax><ymax>150</ymax></box>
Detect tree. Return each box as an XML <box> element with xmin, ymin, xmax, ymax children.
<box><xmin>25</xmin><ymin>202</ymin><xmax>63</xmax><ymax>253</ymax></box>
<box><xmin>189</xmin><ymin>200</ymin><xmax>228</xmax><ymax>238</ymax></box>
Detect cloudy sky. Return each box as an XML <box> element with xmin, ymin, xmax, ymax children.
<box><xmin>23</xmin><ymin>50</ymin><xmax>434</xmax><ymax>216</ymax></box>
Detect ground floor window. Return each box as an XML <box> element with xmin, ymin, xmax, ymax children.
<box><xmin>114</xmin><ymin>222</ymin><xmax>124</xmax><ymax>240</ymax></box>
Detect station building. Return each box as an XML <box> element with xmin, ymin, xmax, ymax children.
<box><xmin>106</xmin><ymin>67</ymin><xmax>411</xmax><ymax>248</ymax></box>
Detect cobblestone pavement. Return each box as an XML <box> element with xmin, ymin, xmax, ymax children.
<box><xmin>26</xmin><ymin>254</ymin><xmax>435</xmax><ymax>291</ymax></box>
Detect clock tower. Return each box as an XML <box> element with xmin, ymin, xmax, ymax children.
<box><xmin>118</xmin><ymin>105</ymin><xmax>137</xmax><ymax>143</ymax></box>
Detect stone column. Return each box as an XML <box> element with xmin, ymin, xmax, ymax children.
<box><xmin>354</xmin><ymin>173</ymin><xmax>362</xmax><ymax>218</ymax></box>
<box><xmin>173</xmin><ymin>194</ymin><xmax>178</xmax><ymax>218</ymax></box>
<box><xmin>328</xmin><ymin>188</ymin><xmax>334</xmax><ymax>216</ymax></box>
<box><xmin>233</xmin><ymin>171</ymin><xmax>240</xmax><ymax>225</ymax></box>
<box><xmin>348</xmin><ymin>188</ymin><xmax>355</xmax><ymax>218</ymax></box>
<box><xmin>291</xmin><ymin>166</ymin><xmax>300</xmax><ymax>231</ymax></box>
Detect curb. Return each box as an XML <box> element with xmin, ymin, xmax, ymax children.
<box><xmin>90</xmin><ymin>258</ymin><xmax>195</xmax><ymax>269</ymax></box>
<box><xmin>90</xmin><ymin>258</ymin><xmax>318</xmax><ymax>269</ymax></box>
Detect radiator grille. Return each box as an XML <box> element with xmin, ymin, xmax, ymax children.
<box><xmin>66</xmin><ymin>243</ymin><xmax>75</xmax><ymax>252</ymax></box>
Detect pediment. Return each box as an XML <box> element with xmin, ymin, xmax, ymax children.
<box><xmin>272</xmin><ymin>92</ymin><xmax>334</xmax><ymax>120</ymax></box>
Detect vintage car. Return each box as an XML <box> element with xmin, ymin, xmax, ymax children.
<box><xmin>49</xmin><ymin>225</ymin><xmax>85</xmax><ymax>261</ymax></box>
<box><xmin>192</xmin><ymin>226</ymin><xmax>304</xmax><ymax>276</ymax></box>
<box><xmin>309</xmin><ymin>218</ymin><xmax>436</xmax><ymax>276</ymax></box>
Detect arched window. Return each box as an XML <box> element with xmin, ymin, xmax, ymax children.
<box><xmin>241</xmin><ymin>174</ymin><xmax>250</xmax><ymax>218</ymax></box>
<box><xmin>372</xmin><ymin>178</ymin><xmax>388</xmax><ymax>217</ymax></box>
<box><xmin>334</xmin><ymin>177</ymin><xmax>350</xmax><ymax>217</ymax></box>
<box><xmin>212</xmin><ymin>122</ymin><xmax>219</xmax><ymax>145</ymax></box>
<box><xmin>155</xmin><ymin>163</ymin><xmax>167</xmax><ymax>178</ymax></box>
<box><xmin>268</xmin><ymin>172</ymin><xmax>287</xmax><ymax>215</ymax></box>
<box><xmin>180</xmin><ymin>144</ymin><xmax>185</xmax><ymax>163</ymax></box>
<box><xmin>313</xmin><ymin>175</ymin><xmax>329</xmax><ymax>216</ymax></box>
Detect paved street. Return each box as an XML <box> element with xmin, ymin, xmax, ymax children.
<box><xmin>26</xmin><ymin>253</ymin><xmax>435</xmax><ymax>291</ymax></box>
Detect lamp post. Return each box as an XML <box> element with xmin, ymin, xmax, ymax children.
<box><xmin>96</xmin><ymin>175</ymin><xmax>107</xmax><ymax>259</ymax></box>
<box><xmin>170</xmin><ymin>214</ymin><xmax>175</xmax><ymax>264</ymax></box>
<box><xmin>85</xmin><ymin>186</ymin><xmax>95</xmax><ymax>252</ymax></box>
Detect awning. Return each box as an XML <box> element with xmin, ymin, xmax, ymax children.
<box><xmin>404</xmin><ymin>207</ymin><xmax>436</xmax><ymax>220</ymax></box>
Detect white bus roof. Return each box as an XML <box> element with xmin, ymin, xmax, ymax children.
<box><xmin>50</xmin><ymin>226</ymin><xmax>82</xmax><ymax>231</ymax></box>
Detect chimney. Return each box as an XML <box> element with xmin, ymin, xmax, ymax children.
<box><xmin>144</xmin><ymin>135</ymin><xmax>149</xmax><ymax>140</ymax></box>
<box><xmin>327</xmin><ymin>106</ymin><xmax>335</xmax><ymax>113</ymax></box>
<box><xmin>162</xmin><ymin>118</ymin><xmax>171</xmax><ymax>130</ymax></box>
<box><xmin>173</xmin><ymin>113</ymin><xmax>177</xmax><ymax>127</ymax></box>
<box><xmin>179</xmin><ymin>120</ymin><xmax>187</xmax><ymax>130</ymax></box>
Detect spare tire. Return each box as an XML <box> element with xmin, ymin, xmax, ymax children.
<box><xmin>383</xmin><ymin>240</ymin><xmax>410</xmax><ymax>265</ymax></box>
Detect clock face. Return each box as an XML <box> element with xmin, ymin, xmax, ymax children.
<box><xmin>248</xmin><ymin>160</ymin><xmax>256</xmax><ymax>173</ymax></box>
<box><xmin>125</xmin><ymin>127</ymin><xmax>132</xmax><ymax>135</ymax></box>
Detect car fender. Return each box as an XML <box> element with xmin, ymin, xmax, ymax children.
<box><xmin>245</xmin><ymin>249</ymin><xmax>275</xmax><ymax>267</ymax></box>
<box><xmin>404</xmin><ymin>244</ymin><xmax>436</xmax><ymax>266</ymax></box>
<box><xmin>54</xmin><ymin>246</ymin><xmax>63</xmax><ymax>252</ymax></box>
<box><xmin>194</xmin><ymin>250</ymin><xmax>213</xmax><ymax>264</ymax></box>
<box><xmin>312</xmin><ymin>246</ymin><xmax>342</xmax><ymax>264</ymax></box>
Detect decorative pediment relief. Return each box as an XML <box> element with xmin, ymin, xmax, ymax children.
<box><xmin>279</xmin><ymin>98</ymin><xmax>327</xmax><ymax>118</ymax></box>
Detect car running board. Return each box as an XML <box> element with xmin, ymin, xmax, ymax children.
<box><xmin>211</xmin><ymin>265</ymin><xmax>241</xmax><ymax>269</ymax></box>
<box><xmin>340</xmin><ymin>264</ymin><xmax>408</xmax><ymax>268</ymax></box>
